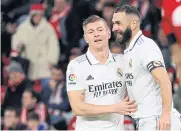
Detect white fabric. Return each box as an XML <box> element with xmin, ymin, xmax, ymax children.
<box><xmin>123</xmin><ymin>31</ymin><xmax>181</xmax><ymax>119</ymax></box>
<box><xmin>136</xmin><ymin>109</ymin><xmax>181</xmax><ymax>130</ymax></box>
<box><xmin>66</xmin><ymin>49</ymin><xmax>125</xmax><ymax>131</ymax></box>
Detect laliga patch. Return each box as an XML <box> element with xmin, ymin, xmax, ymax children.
<box><xmin>147</xmin><ymin>61</ymin><xmax>164</xmax><ymax>72</ymax></box>
<box><xmin>117</xmin><ymin>68</ymin><xmax>123</xmax><ymax>77</ymax></box>
<box><xmin>68</xmin><ymin>74</ymin><xmax>76</xmax><ymax>85</ymax></box>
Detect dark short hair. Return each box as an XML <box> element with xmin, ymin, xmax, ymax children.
<box><xmin>110</xmin><ymin>42</ymin><xmax>121</xmax><ymax>49</ymax></box>
<box><xmin>114</xmin><ymin>4</ymin><xmax>141</xmax><ymax>21</ymax></box>
<box><xmin>5</xmin><ymin>106</ymin><xmax>20</xmax><ymax>117</ymax></box>
<box><xmin>24</xmin><ymin>88</ymin><xmax>40</xmax><ymax>102</ymax></box>
<box><xmin>82</xmin><ymin>15</ymin><xmax>107</xmax><ymax>30</ymax></box>
<box><xmin>52</xmin><ymin>64</ymin><xmax>63</xmax><ymax>70</ymax></box>
<box><xmin>28</xmin><ymin>112</ymin><xmax>39</xmax><ymax>121</ymax></box>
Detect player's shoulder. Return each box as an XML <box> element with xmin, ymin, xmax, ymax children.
<box><xmin>68</xmin><ymin>54</ymin><xmax>88</xmax><ymax>68</ymax></box>
<box><xmin>112</xmin><ymin>53</ymin><xmax>124</xmax><ymax>62</ymax></box>
<box><xmin>112</xmin><ymin>53</ymin><xmax>124</xmax><ymax>59</ymax></box>
<box><xmin>137</xmin><ymin>35</ymin><xmax>159</xmax><ymax>50</ymax></box>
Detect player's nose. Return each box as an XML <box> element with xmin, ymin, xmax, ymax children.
<box><xmin>112</xmin><ymin>24</ymin><xmax>118</xmax><ymax>32</ymax></box>
<box><xmin>94</xmin><ymin>31</ymin><xmax>99</xmax><ymax>37</ymax></box>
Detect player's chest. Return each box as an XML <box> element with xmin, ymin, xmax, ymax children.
<box><xmin>83</xmin><ymin>64</ymin><xmax>124</xmax><ymax>85</ymax></box>
<box><xmin>124</xmin><ymin>51</ymin><xmax>142</xmax><ymax>80</ymax></box>
<box><xmin>82</xmin><ymin>64</ymin><xmax>125</xmax><ymax>99</ymax></box>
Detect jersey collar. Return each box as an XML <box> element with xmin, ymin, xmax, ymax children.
<box><xmin>86</xmin><ymin>49</ymin><xmax>115</xmax><ymax>65</ymax></box>
<box><xmin>124</xmin><ymin>30</ymin><xmax>142</xmax><ymax>54</ymax></box>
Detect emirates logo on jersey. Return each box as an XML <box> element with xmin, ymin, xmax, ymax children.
<box><xmin>88</xmin><ymin>81</ymin><xmax>123</xmax><ymax>98</ymax></box>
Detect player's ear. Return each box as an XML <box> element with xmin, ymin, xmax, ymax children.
<box><xmin>130</xmin><ymin>20</ymin><xmax>137</xmax><ymax>31</ymax></box>
<box><xmin>83</xmin><ymin>27</ymin><xmax>89</xmax><ymax>44</ymax></box>
<box><xmin>108</xmin><ymin>28</ymin><xmax>111</xmax><ymax>39</ymax></box>
<box><xmin>84</xmin><ymin>34</ymin><xmax>89</xmax><ymax>44</ymax></box>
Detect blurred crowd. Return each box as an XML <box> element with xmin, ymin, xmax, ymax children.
<box><xmin>1</xmin><ymin>0</ymin><xmax>181</xmax><ymax>130</ymax></box>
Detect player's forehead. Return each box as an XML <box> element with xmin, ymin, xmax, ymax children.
<box><xmin>112</xmin><ymin>12</ymin><xmax>127</xmax><ymax>23</ymax></box>
<box><xmin>85</xmin><ymin>20</ymin><xmax>107</xmax><ymax>31</ymax></box>
<box><xmin>5</xmin><ymin>110</ymin><xmax>15</xmax><ymax>116</ymax></box>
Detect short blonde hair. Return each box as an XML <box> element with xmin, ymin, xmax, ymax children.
<box><xmin>82</xmin><ymin>15</ymin><xmax>108</xmax><ymax>31</ymax></box>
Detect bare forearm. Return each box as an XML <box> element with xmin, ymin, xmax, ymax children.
<box><xmin>159</xmin><ymin>81</ymin><xmax>172</xmax><ymax>113</ymax></box>
<box><xmin>72</xmin><ymin>102</ymin><xmax>117</xmax><ymax>116</ymax></box>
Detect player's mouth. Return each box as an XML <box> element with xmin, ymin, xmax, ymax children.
<box><xmin>114</xmin><ymin>31</ymin><xmax>123</xmax><ymax>37</ymax></box>
<box><xmin>94</xmin><ymin>39</ymin><xmax>102</xmax><ymax>42</ymax></box>
<box><xmin>116</xmin><ymin>33</ymin><xmax>122</xmax><ymax>37</ymax></box>
<box><xmin>116</xmin><ymin>33</ymin><xmax>123</xmax><ymax>39</ymax></box>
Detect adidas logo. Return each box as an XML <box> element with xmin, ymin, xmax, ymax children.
<box><xmin>86</xmin><ymin>75</ymin><xmax>94</xmax><ymax>80</ymax></box>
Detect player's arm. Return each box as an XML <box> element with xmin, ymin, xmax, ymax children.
<box><xmin>141</xmin><ymin>42</ymin><xmax>172</xmax><ymax>130</ymax></box>
<box><xmin>69</xmin><ymin>90</ymin><xmax>114</xmax><ymax>116</ymax></box>
<box><xmin>66</xmin><ymin>61</ymin><xmax>137</xmax><ymax>116</ymax></box>
<box><xmin>149</xmin><ymin>62</ymin><xmax>172</xmax><ymax>130</ymax></box>
<box><xmin>68</xmin><ymin>90</ymin><xmax>137</xmax><ymax>116</ymax></box>
<box><xmin>150</xmin><ymin>66</ymin><xmax>172</xmax><ymax>114</ymax></box>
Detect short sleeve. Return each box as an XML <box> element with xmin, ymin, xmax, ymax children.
<box><xmin>66</xmin><ymin>61</ymin><xmax>85</xmax><ymax>92</ymax></box>
<box><xmin>140</xmin><ymin>40</ymin><xmax>165</xmax><ymax>72</ymax></box>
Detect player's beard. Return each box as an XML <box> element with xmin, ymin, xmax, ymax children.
<box><xmin>115</xmin><ymin>27</ymin><xmax>132</xmax><ymax>46</ymax></box>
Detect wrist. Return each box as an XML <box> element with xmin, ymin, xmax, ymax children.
<box><xmin>162</xmin><ymin>109</ymin><xmax>171</xmax><ymax>115</ymax></box>
<box><xmin>111</xmin><ymin>104</ymin><xmax>118</xmax><ymax>113</ymax></box>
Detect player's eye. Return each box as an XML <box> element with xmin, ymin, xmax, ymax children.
<box><xmin>115</xmin><ymin>21</ymin><xmax>121</xmax><ymax>25</ymax></box>
<box><xmin>97</xmin><ymin>28</ymin><xmax>103</xmax><ymax>31</ymax></box>
<box><xmin>117</xmin><ymin>23</ymin><xmax>121</xmax><ymax>26</ymax></box>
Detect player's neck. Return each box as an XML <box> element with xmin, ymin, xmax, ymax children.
<box><xmin>126</xmin><ymin>29</ymin><xmax>141</xmax><ymax>48</ymax></box>
<box><xmin>89</xmin><ymin>47</ymin><xmax>109</xmax><ymax>64</ymax></box>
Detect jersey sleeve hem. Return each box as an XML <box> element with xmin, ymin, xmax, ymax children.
<box><xmin>67</xmin><ymin>88</ymin><xmax>85</xmax><ymax>92</ymax></box>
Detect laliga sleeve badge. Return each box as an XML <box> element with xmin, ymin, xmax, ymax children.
<box><xmin>117</xmin><ymin>68</ymin><xmax>123</xmax><ymax>77</ymax></box>
<box><xmin>68</xmin><ymin>74</ymin><xmax>76</xmax><ymax>85</ymax></box>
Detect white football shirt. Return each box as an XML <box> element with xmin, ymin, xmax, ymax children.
<box><xmin>66</xmin><ymin>49</ymin><xmax>126</xmax><ymax>131</ymax></box>
<box><xmin>124</xmin><ymin>30</ymin><xmax>180</xmax><ymax>118</ymax></box>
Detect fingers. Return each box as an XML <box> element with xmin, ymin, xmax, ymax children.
<box><xmin>164</xmin><ymin>122</ymin><xmax>171</xmax><ymax>130</ymax></box>
<box><xmin>159</xmin><ymin>123</ymin><xmax>164</xmax><ymax>131</ymax></box>
<box><xmin>127</xmin><ymin>100</ymin><xmax>134</xmax><ymax>104</ymax></box>
<box><xmin>128</xmin><ymin>103</ymin><xmax>138</xmax><ymax>109</ymax></box>
<box><xmin>126</xmin><ymin>108</ymin><xmax>137</xmax><ymax>113</ymax></box>
<box><xmin>120</xmin><ymin>104</ymin><xmax>137</xmax><ymax>114</ymax></box>
<box><xmin>122</xmin><ymin>97</ymin><xmax>136</xmax><ymax>105</ymax></box>
<box><xmin>159</xmin><ymin>121</ymin><xmax>171</xmax><ymax>130</ymax></box>
<box><xmin>126</xmin><ymin>101</ymin><xmax>137</xmax><ymax>109</ymax></box>
<box><xmin>125</xmin><ymin>112</ymin><xmax>132</xmax><ymax>116</ymax></box>
<box><xmin>159</xmin><ymin>122</ymin><xmax>165</xmax><ymax>130</ymax></box>
<box><xmin>165</xmin><ymin>123</ymin><xmax>171</xmax><ymax>130</ymax></box>
<box><xmin>126</xmin><ymin>104</ymin><xmax>137</xmax><ymax>112</ymax></box>
<box><xmin>122</xmin><ymin>111</ymin><xmax>132</xmax><ymax>116</ymax></box>
<box><xmin>127</xmin><ymin>100</ymin><xmax>136</xmax><ymax>105</ymax></box>
<box><xmin>122</xmin><ymin>100</ymin><xmax>138</xmax><ymax>113</ymax></box>
<box><xmin>118</xmin><ymin>98</ymin><xmax>138</xmax><ymax>115</ymax></box>
<box><xmin>123</xmin><ymin>96</ymin><xmax>129</xmax><ymax>102</ymax></box>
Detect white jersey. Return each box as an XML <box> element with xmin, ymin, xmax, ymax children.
<box><xmin>124</xmin><ymin>31</ymin><xmax>180</xmax><ymax>118</ymax></box>
<box><xmin>66</xmin><ymin>49</ymin><xmax>126</xmax><ymax>131</ymax></box>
